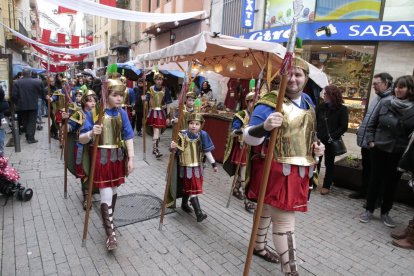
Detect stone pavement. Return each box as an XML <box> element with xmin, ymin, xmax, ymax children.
<box><xmin>1</xmin><ymin>127</ymin><xmax>413</xmax><ymax>276</ymax></box>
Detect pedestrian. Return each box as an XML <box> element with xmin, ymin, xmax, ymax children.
<box><xmin>223</xmin><ymin>91</ymin><xmax>256</xmax><ymax>211</ymax></box>
<box><xmin>350</xmin><ymin>72</ymin><xmax>394</xmax><ymax>199</ymax></box>
<box><xmin>146</xmin><ymin>72</ymin><xmax>172</xmax><ymax>158</ymax></box>
<box><xmin>12</xmin><ymin>68</ymin><xmax>45</xmax><ymax>144</ymax></box>
<box><xmin>171</xmin><ymin>91</ymin><xmax>197</xmax><ymax>131</ymax></box>
<box><xmin>170</xmin><ymin>113</ymin><xmax>217</xmax><ymax>222</ymax></box>
<box><xmin>243</xmin><ymin>57</ymin><xmax>325</xmax><ymax>274</ymax></box>
<box><xmin>200</xmin><ymin>80</ymin><xmax>213</xmax><ymax>101</ymax></box>
<box><xmin>132</xmin><ymin>78</ymin><xmax>145</xmax><ymax>136</ymax></box>
<box><xmin>79</xmin><ymin>75</ymin><xmax>134</xmax><ymax>251</ymax></box>
<box><xmin>359</xmin><ymin>75</ymin><xmax>414</xmax><ymax>228</ymax></box>
<box><xmin>316</xmin><ymin>84</ymin><xmax>348</xmax><ymax>195</ymax></box>
<box><xmin>0</xmin><ymin>87</ymin><xmax>9</xmax><ymax>156</ymax></box>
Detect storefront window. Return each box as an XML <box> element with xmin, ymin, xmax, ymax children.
<box><xmin>315</xmin><ymin>0</ymin><xmax>382</xmax><ymax>20</ymax></box>
<box><xmin>265</xmin><ymin>0</ymin><xmax>316</xmax><ymax>28</ymax></box>
<box><xmin>303</xmin><ymin>44</ymin><xmax>375</xmax><ymax>130</ymax></box>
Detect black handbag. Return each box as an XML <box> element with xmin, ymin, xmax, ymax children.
<box><xmin>324</xmin><ymin>115</ymin><xmax>347</xmax><ymax>156</ymax></box>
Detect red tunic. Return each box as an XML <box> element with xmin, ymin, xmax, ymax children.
<box><xmin>91</xmin><ymin>147</ymin><xmax>126</xmax><ymax>188</ymax></box>
<box><xmin>147</xmin><ymin>109</ymin><xmax>167</xmax><ymax>128</ymax></box>
<box><xmin>247</xmin><ymin>146</ymin><xmax>310</xmax><ymax>212</ymax></box>
<box><xmin>230</xmin><ymin>139</ymin><xmax>247</xmax><ymax>165</ymax></box>
<box><xmin>182</xmin><ymin>166</ymin><xmax>204</xmax><ymax>195</ymax></box>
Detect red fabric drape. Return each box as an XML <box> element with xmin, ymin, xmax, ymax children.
<box><xmin>71</xmin><ymin>35</ymin><xmax>80</xmax><ymax>48</ymax></box>
<box><xmin>41</xmin><ymin>29</ymin><xmax>51</xmax><ymax>42</ymax></box>
<box><xmin>41</xmin><ymin>61</ymin><xmax>69</xmax><ymax>73</ymax></box>
<box><xmin>32</xmin><ymin>44</ymin><xmax>88</xmax><ymax>62</ymax></box>
<box><xmin>57</xmin><ymin>33</ymin><xmax>66</xmax><ymax>44</ymax></box>
<box><xmin>100</xmin><ymin>0</ymin><xmax>116</xmax><ymax>7</ymax></box>
<box><xmin>57</xmin><ymin>6</ymin><xmax>77</xmax><ymax>14</ymax></box>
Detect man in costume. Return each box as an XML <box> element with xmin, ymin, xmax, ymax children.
<box><xmin>79</xmin><ymin>71</ymin><xmax>135</xmax><ymax>251</ymax></box>
<box><xmin>223</xmin><ymin>91</ymin><xmax>256</xmax><ymax>212</ymax></box>
<box><xmin>170</xmin><ymin>113</ymin><xmax>217</xmax><ymax>222</ymax></box>
<box><xmin>146</xmin><ymin>72</ymin><xmax>172</xmax><ymax>158</ymax></box>
<box><xmin>243</xmin><ymin>57</ymin><xmax>325</xmax><ymax>275</ymax></box>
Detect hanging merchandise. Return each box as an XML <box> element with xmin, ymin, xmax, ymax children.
<box><xmin>43</xmin><ymin>0</ymin><xmax>206</xmax><ymax>23</ymax></box>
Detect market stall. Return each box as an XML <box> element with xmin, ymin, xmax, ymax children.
<box><xmin>134</xmin><ymin>31</ymin><xmax>329</xmax><ymax>162</ymax></box>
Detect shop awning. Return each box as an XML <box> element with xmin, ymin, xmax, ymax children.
<box><xmin>134</xmin><ymin>31</ymin><xmax>328</xmax><ymax>88</ymax></box>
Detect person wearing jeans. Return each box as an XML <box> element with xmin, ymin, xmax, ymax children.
<box><xmin>360</xmin><ymin>75</ymin><xmax>414</xmax><ymax>227</ymax></box>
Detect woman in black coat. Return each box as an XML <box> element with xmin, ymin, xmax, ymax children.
<box><xmin>316</xmin><ymin>84</ymin><xmax>348</xmax><ymax>195</ymax></box>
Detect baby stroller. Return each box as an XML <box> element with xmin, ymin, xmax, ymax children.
<box><xmin>0</xmin><ymin>156</ymin><xmax>33</xmax><ymax>205</ymax></box>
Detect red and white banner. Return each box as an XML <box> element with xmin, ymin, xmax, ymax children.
<box><xmin>57</xmin><ymin>33</ymin><xmax>66</xmax><ymax>44</ymax></box>
<box><xmin>100</xmin><ymin>0</ymin><xmax>116</xmax><ymax>7</ymax></box>
<box><xmin>32</xmin><ymin>44</ymin><xmax>88</xmax><ymax>62</ymax></box>
<box><xmin>41</xmin><ymin>61</ymin><xmax>69</xmax><ymax>73</ymax></box>
<box><xmin>57</xmin><ymin>6</ymin><xmax>77</xmax><ymax>14</ymax></box>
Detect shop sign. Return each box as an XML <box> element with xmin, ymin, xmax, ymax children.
<box><xmin>241</xmin><ymin>0</ymin><xmax>255</xmax><ymax>29</ymax></box>
<box><xmin>238</xmin><ymin>21</ymin><xmax>414</xmax><ymax>42</ymax></box>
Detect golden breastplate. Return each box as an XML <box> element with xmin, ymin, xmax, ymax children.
<box><xmin>149</xmin><ymin>87</ymin><xmax>165</xmax><ymax>110</ymax></box>
<box><xmin>180</xmin><ymin>108</ymin><xmax>194</xmax><ymax>131</ymax></box>
<box><xmin>98</xmin><ymin>112</ymin><xmax>122</xmax><ymax>148</ymax></box>
<box><xmin>273</xmin><ymin>100</ymin><xmax>316</xmax><ymax>166</ymax></box>
<box><xmin>122</xmin><ymin>88</ymin><xmax>130</xmax><ymax>107</ymax></box>
<box><xmin>53</xmin><ymin>90</ymin><xmax>66</xmax><ymax>111</ymax></box>
<box><xmin>179</xmin><ymin>133</ymin><xmax>203</xmax><ymax>167</ymax></box>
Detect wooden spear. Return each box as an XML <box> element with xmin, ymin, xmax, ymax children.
<box><xmin>141</xmin><ymin>67</ymin><xmax>148</xmax><ymax>163</ymax></box>
<box><xmin>47</xmin><ymin>51</ymin><xmax>51</xmax><ymax>148</ymax></box>
<box><xmin>226</xmin><ymin>66</ymin><xmax>266</xmax><ymax>208</ymax></box>
<box><xmin>63</xmin><ymin>83</ymin><xmax>70</xmax><ymax>199</ymax></box>
<box><xmin>82</xmin><ymin>82</ymin><xmax>106</xmax><ymax>247</ymax></box>
<box><xmin>243</xmin><ymin>1</ymin><xmax>302</xmax><ymax>273</ymax></box>
<box><xmin>159</xmin><ymin>61</ymin><xmax>193</xmax><ymax>231</ymax></box>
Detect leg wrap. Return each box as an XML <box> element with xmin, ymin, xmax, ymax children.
<box><xmin>254</xmin><ymin>205</ymin><xmax>271</xmax><ymax>251</ymax></box>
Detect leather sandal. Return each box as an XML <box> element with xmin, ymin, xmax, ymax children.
<box><xmin>244</xmin><ymin>200</ymin><xmax>256</xmax><ymax>212</ymax></box>
<box><xmin>253</xmin><ymin>247</ymin><xmax>280</xmax><ymax>263</ymax></box>
<box><xmin>232</xmin><ymin>189</ymin><xmax>245</xmax><ymax>200</ymax></box>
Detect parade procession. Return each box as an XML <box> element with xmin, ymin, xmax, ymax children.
<box><xmin>1</xmin><ymin>0</ymin><xmax>414</xmax><ymax>275</ymax></box>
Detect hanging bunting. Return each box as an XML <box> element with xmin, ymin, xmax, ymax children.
<box><xmin>43</xmin><ymin>0</ymin><xmax>206</xmax><ymax>23</ymax></box>
<box><xmin>57</xmin><ymin>6</ymin><xmax>77</xmax><ymax>14</ymax></box>
<box><xmin>100</xmin><ymin>0</ymin><xmax>116</xmax><ymax>7</ymax></box>
<box><xmin>0</xmin><ymin>22</ymin><xmax>104</xmax><ymax>55</ymax></box>
<box><xmin>71</xmin><ymin>35</ymin><xmax>80</xmax><ymax>48</ymax></box>
<box><xmin>32</xmin><ymin>44</ymin><xmax>88</xmax><ymax>62</ymax></box>
<box><xmin>41</xmin><ymin>29</ymin><xmax>52</xmax><ymax>42</ymax></box>
<box><xmin>57</xmin><ymin>33</ymin><xmax>66</xmax><ymax>44</ymax></box>
<box><xmin>41</xmin><ymin>61</ymin><xmax>69</xmax><ymax>73</ymax></box>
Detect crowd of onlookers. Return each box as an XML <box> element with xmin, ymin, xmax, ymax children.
<box><xmin>317</xmin><ymin>72</ymin><xmax>414</xmax><ymax>250</ymax></box>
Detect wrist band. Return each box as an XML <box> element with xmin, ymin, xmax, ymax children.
<box><xmin>248</xmin><ymin>123</ymin><xmax>268</xmax><ymax>138</ymax></box>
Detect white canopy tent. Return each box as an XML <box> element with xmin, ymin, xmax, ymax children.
<box><xmin>134</xmin><ymin>31</ymin><xmax>329</xmax><ymax>89</ymax></box>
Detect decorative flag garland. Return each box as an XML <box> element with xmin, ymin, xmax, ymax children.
<box><xmin>0</xmin><ymin>22</ymin><xmax>104</xmax><ymax>55</ymax></box>
<box><xmin>31</xmin><ymin>44</ymin><xmax>88</xmax><ymax>62</ymax></box>
<box><xmin>43</xmin><ymin>0</ymin><xmax>206</xmax><ymax>23</ymax></box>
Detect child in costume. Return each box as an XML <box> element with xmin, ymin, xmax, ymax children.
<box><xmin>223</xmin><ymin>91</ymin><xmax>256</xmax><ymax>211</ymax></box>
<box><xmin>63</xmin><ymin>90</ymin><xmax>98</xmax><ymax>210</ymax></box>
<box><xmin>170</xmin><ymin>113</ymin><xmax>217</xmax><ymax>222</ymax></box>
<box><xmin>79</xmin><ymin>75</ymin><xmax>135</xmax><ymax>251</ymax></box>
<box><xmin>146</xmin><ymin>72</ymin><xmax>172</xmax><ymax>158</ymax></box>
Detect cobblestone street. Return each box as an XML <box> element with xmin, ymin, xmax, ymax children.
<box><xmin>1</xmin><ymin>129</ymin><xmax>413</xmax><ymax>276</ymax></box>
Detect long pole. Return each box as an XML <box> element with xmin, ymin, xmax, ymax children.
<box><xmin>226</xmin><ymin>66</ymin><xmax>265</xmax><ymax>208</ymax></box>
<box><xmin>159</xmin><ymin>61</ymin><xmax>192</xmax><ymax>231</ymax></box>
<box><xmin>82</xmin><ymin>84</ymin><xmax>106</xmax><ymax>247</ymax></box>
<box><xmin>47</xmin><ymin>51</ymin><xmax>51</xmax><ymax>148</ymax></box>
<box><xmin>142</xmin><ymin>66</ymin><xmax>147</xmax><ymax>163</ymax></box>
<box><xmin>63</xmin><ymin>82</ymin><xmax>70</xmax><ymax>199</ymax></box>
<box><xmin>243</xmin><ymin>9</ymin><xmax>300</xmax><ymax>273</ymax></box>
